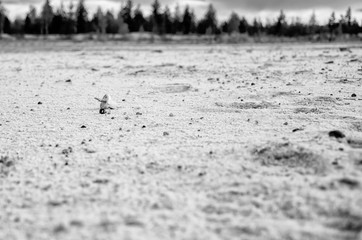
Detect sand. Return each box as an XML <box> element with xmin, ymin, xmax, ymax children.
<box><xmin>0</xmin><ymin>41</ymin><xmax>362</xmax><ymax>240</ymax></box>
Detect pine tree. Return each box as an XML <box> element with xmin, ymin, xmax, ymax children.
<box><xmin>104</xmin><ymin>11</ymin><xmax>118</xmax><ymax>34</ymax></box>
<box><xmin>51</xmin><ymin>2</ymin><xmax>67</xmax><ymax>34</ymax></box>
<box><xmin>182</xmin><ymin>5</ymin><xmax>192</xmax><ymax>34</ymax></box>
<box><xmin>92</xmin><ymin>7</ymin><xmax>106</xmax><ymax>35</ymax></box>
<box><xmin>248</xmin><ymin>18</ymin><xmax>261</xmax><ymax>36</ymax></box>
<box><xmin>198</xmin><ymin>4</ymin><xmax>217</xmax><ymax>34</ymax></box>
<box><xmin>343</xmin><ymin>7</ymin><xmax>352</xmax><ymax>34</ymax></box>
<box><xmin>308</xmin><ymin>11</ymin><xmax>317</xmax><ymax>34</ymax></box>
<box><xmin>173</xmin><ymin>4</ymin><xmax>182</xmax><ymax>34</ymax></box>
<box><xmin>328</xmin><ymin>12</ymin><xmax>337</xmax><ymax>34</ymax></box>
<box><xmin>274</xmin><ymin>10</ymin><xmax>286</xmax><ymax>36</ymax></box>
<box><xmin>239</xmin><ymin>17</ymin><xmax>248</xmax><ymax>33</ymax></box>
<box><xmin>133</xmin><ymin>4</ymin><xmax>145</xmax><ymax>32</ymax></box>
<box><xmin>345</xmin><ymin>7</ymin><xmax>352</xmax><ymax>26</ymax></box>
<box><xmin>162</xmin><ymin>6</ymin><xmax>172</xmax><ymax>34</ymax></box>
<box><xmin>13</xmin><ymin>17</ymin><xmax>24</xmax><ymax>35</ymax></box>
<box><xmin>117</xmin><ymin>10</ymin><xmax>129</xmax><ymax>34</ymax></box>
<box><xmin>328</xmin><ymin>12</ymin><xmax>336</xmax><ymax>28</ymax></box>
<box><xmin>0</xmin><ymin>1</ymin><xmax>6</xmax><ymax>38</ymax></box>
<box><xmin>205</xmin><ymin>4</ymin><xmax>217</xmax><ymax>34</ymax></box>
<box><xmin>76</xmin><ymin>0</ymin><xmax>88</xmax><ymax>33</ymax></box>
<box><xmin>66</xmin><ymin>1</ymin><xmax>76</xmax><ymax>34</ymax></box>
<box><xmin>350</xmin><ymin>18</ymin><xmax>360</xmax><ymax>35</ymax></box>
<box><xmin>151</xmin><ymin>0</ymin><xmax>162</xmax><ymax>34</ymax></box>
<box><xmin>41</xmin><ymin>0</ymin><xmax>53</xmax><ymax>35</ymax></box>
<box><xmin>189</xmin><ymin>10</ymin><xmax>196</xmax><ymax>33</ymax></box>
<box><xmin>121</xmin><ymin>0</ymin><xmax>133</xmax><ymax>32</ymax></box>
<box><xmin>3</xmin><ymin>15</ymin><xmax>10</xmax><ymax>34</ymax></box>
<box><xmin>227</xmin><ymin>12</ymin><xmax>239</xmax><ymax>34</ymax></box>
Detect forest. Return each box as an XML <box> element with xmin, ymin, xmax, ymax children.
<box><xmin>0</xmin><ymin>0</ymin><xmax>360</xmax><ymax>40</ymax></box>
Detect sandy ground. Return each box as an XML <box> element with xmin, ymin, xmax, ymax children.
<box><xmin>0</xmin><ymin>41</ymin><xmax>362</xmax><ymax>240</ymax></box>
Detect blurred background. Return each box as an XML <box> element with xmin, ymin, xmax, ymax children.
<box><xmin>1</xmin><ymin>0</ymin><xmax>362</xmax><ymax>41</ymax></box>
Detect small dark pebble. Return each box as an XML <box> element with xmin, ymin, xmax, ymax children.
<box><xmin>169</xmin><ymin>113</ymin><xmax>174</xmax><ymax>117</ymax></box>
<box><xmin>163</xmin><ymin>132</ymin><xmax>169</xmax><ymax>136</ymax></box>
<box><xmin>111</xmin><ymin>117</ymin><xmax>115</xmax><ymax>119</ymax></box>
<box><xmin>93</xmin><ymin>179</ymin><xmax>109</xmax><ymax>184</ymax></box>
<box><xmin>283</xmin><ymin>122</ymin><xmax>288</xmax><ymax>126</ymax></box>
<box><xmin>38</xmin><ymin>101</ymin><xmax>42</xmax><ymax>105</ymax></box>
<box><xmin>67</xmin><ymin>107</ymin><xmax>70</xmax><ymax>110</ymax></box>
<box><xmin>338</xmin><ymin>178</ymin><xmax>359</xmax><ymax>188</ymax></box>
<box><xmin>99</xmin><ymin>109</ymin><xmax>105</xmax><ymax>114</ymax></box>
<box><xmin>53</xmin><ymin>224</ymin><xmax>67</xmax><ymax>234</ymax></box>
<box><xmin>142</xmin><ymin>125</ymin><xmax>146</xmax><ymax>129</ymax></box>
<box><xmin>81</xmin><ymin>125</ymin><xmax>87</xmax><ymax>129</ymax></box>
<box><xmin>339</xmin><ymin>47</ymin><xmax>351</xmax><ymax>52</ymax></box>
<box><xmin>251</xmin><ymin>83</ymin><xmax>255</xmax><ymax>86</ymax></box>
<box><xmin>292</xmin><ymin>128</ymin><xmax>304</xmax><ymax>133</ymax></box>
<box><xmin>351</xmin><ymin>93</ymin><xmax>357</xmax><ymax>97</ymax></box>
<box><xmin>65</xmin><ymin>79</ymin><xmax>72</xmax><ymax>83</ymax></box>
<box><xmin>136</xmin><ymin>112</ymin><xmax>142</xmax><ymax>115</ymax></box>
<box><xmin>328</xmin><ymin>130</ymin><xmax>345</xmax><ymax>139</ymax></box>
<box><xmin>122</xmin><ymin>99</ymin><xmax>126</xmax><ymax>102</ymax></box>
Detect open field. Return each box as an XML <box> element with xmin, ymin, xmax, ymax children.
<box><xmin>1</xmin><ymin>41</ymin><xmax>362</xmax><ymax>240</ymax></box>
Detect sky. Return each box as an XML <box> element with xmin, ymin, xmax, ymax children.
<box><xmin>2</xmin><ymin>0</ymin><xmax>362</xmax><ymax>24</ymax></box>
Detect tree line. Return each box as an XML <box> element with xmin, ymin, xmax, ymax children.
<box><xmin>0</xmin><ymin>0</ymin><xmax>360</xmax><ymax>40</ymax></box>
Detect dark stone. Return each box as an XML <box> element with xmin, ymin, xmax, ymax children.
<box><xmin>81</xmin><ymin>125</ymin><xmax>86</xmax><ymax>128</ymax></box>
<box><xmin>99</xmin><ymin>109</ymin><xmax>105</xmax><ymax>114</ymax></box>
<box><xmin>328</xmin><ymin>130</ymin><xmax>345</xmax><ymax>139</ymax></box>
<box><xmin>351</xmin><ymin>93</ymin><xmax>357</xmax><ymax>97</ymax></box>
<box><xmin>292</xmin><ymin>128</ymin><xmax>304</xmax><ymax>133</ymax></box>
<box><xmin>338</xmin><ymin>178</ymin><xmax>359</xmax><ymax>188</ymax></box>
